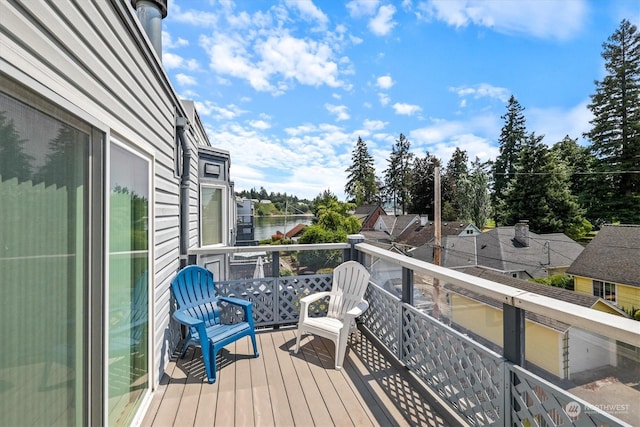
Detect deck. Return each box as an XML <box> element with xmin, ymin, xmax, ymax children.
<box><xmin>141</xmin><ymin>327</ymin><xmax>457</xmax><ymax>426</ymax></box>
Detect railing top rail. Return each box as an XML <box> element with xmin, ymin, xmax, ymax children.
<box><xmin>357</xmin><ymin>242</ymin><xmax>640</xmax><ymax>347</ymax></box>
<box><xmin>189</xmin><ymin>242</ymin><xmax>350</xmax><ymax>255</ymax></box>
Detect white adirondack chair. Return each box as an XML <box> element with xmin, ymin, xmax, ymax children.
<box><xmin>294</xmin><ymin>261</ymin><xmax>370</xmax><ymax>370</ymax></box>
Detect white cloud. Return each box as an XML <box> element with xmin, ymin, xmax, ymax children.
<box><xmin>346</xmin><ymin>0</ymin><xmax>381</xmax><ymax>17</ymax></box>
<box><xmin>392</xmin><ymin>102</ymin><xmax>422</xmax><ymax>115</ymax></box>
<box><xmin>528</xmin><ymin>100</ymin><xmax>593</xmax><ymax>145</ymax></box>
<box><xmin>450</xmin><ymin>83</ymin><xmax>510</xmax><ymax>102</ymax></box>
<box><xmin>162</xmin><ymin>53</ymin><xmax>199</xmax><ymax>70</ymax></box>
<box><xmin>162</xmin><ymin>31</ymin><xmax>189</xmax><ymax>49</ymax></box>
<box><xmin>194</xmin><ymin>101</ymin><xmax>247</xmax><ymax>120</ymax></box>
<box><xmin>249</xmin><ymin>119</ymin><xmax>272</xmax><ymax>130</ymax></box>
<box><xmin>378</xmin><ymin>93</ymin><xmax>391</xmax><ymax>106</ymax></box>
<box><xmin>168</xmin><ymin>3</ymin><xmax>220</xmax><ymax>27</ymax></box>
<box><xmin>175</xmin><ymin>73</ymin><xmax>197</xmax><ymax>86</ymax></box>
<box><xmin>200</xmin><ymin>29</ymin><xmax>346</xmax><ymax>94</ymax></box>
<box><xmin>285</xmin><ymin>0</ymin><xmax>329</xmax><ymax>27</ymax></box>
<box><xmin>325</xmin><ymin>104</ymin><xmax>351</xmax><ymax>121</ymax></box>
<box><xmin>369</xmin><ymin>4</ymin><xmax>397</xmax><ymax>36</ymax></box>
<box><xmin>419</xmin><ymin>0</ymin><xmax>588</xmax><ymax>40</ymax></box>
<box><xmin>376</xmin><ymin>75</ymin><xmax>395</xmax><ymax>89</ymax></box>
<box><xmin>363</xmin><ymin>119</ymin><xmax>387</xmax><ymax>131</ymax></box>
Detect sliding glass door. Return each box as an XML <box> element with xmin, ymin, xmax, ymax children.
<box><xmin>107</xmin><ymin>142</ymin><xmax>150</xmax><ymax>426</ymax></box>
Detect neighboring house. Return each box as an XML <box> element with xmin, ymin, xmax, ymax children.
<box><xmin>0</xmin><ymin>1</ymin><xmax>233</xmax><ymax>425</ymax></box>
<box><xmin>354</xmin><ymin>204</ymin><xmax>386</xmax><ymax>231</ymax></box>
<box><xmin>447</xmin><ymin>267</ymin><xmax>626</xmax><ymax>380</ymax></box>
<box><xmin>236</xmin><ymin>197</ymin><xmax>257</xmax><ymax>246</ymax></box>
<box><xmin>285</xmin><ymin>223</ymin><xmax>307</xmax><ymax>241</ymax></box>
<box><xmin>373</xmin><ymin>214</ymin><xmax>420</xmax><ymax>239</ymax></box>
<box><xmin>413</xmin><ymin>221</ymin><xmax>584</xmax><ymax>280</ymax></box>
<box><xmin>567</xmin><ymin>224</ymin><xmax>640</xmax><ymax>312</ymax></box>
<box><xmin>396</xmin><ymin>219</ymin><xmax>481</xmax><ymax>248</ymax></box>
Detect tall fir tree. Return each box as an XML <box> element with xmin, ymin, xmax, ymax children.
<box><xmin>492</xmin><ymin>95</ymin><xmax>527</xmax><ymax>225</ymax></box>
<box><xmin>584</xmin><ymin>19</ymin><xmax>640</xmax><ymax>224</ymax></box>
<box><xmin>344</xmin><ymin>136</ymin><xmax>378</xmax><ymax>206</ymax></box>
<box><xmin>408</xmin><ymin>152</ymin><xmax>440</xmax><ymax>218</ymax></box>
<box><xmin>442</xmin><ymin>147</ymin><xmax>469</xmax><ymax>220</ymax></box>
<box><xmin>383</xmin><ymin>133</ymin><xmax>413</xmax><ymax>215</ymax></box>
<box><xmin>458</xmin><ymin>157</ymin><xmax>491</xmax><ymax>230</ymax></box>
<box><xmin>504</xmin><ymin>133</ymin><xmax>584</xmax><ymax>234</ymax></box>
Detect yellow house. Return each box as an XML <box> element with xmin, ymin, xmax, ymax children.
<box><xmin>567</xmin><ymin>225</ymin><xmax>640</xmax><ymax>314</ymax></box>
<box><xmin>446</xmin><ymin>267</ymin><xmax>626</xmax><ymax>380</ymax></box>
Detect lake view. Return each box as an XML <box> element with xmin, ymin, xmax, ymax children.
<box><xmin>253</xmin><ymin>215</ymin><xmax>314</xmax><ymax>241</ymax></box>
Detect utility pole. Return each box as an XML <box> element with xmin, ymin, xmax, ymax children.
<box><xmin>433</xmin><ymin>166</ymin><xmax>441</xmax><ymax>319</ymax></box>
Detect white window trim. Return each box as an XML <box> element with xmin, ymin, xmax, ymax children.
<box><xmin>199</xmin><ymin>183</ymin><xmax>229</xmax><ymax>247</ymax></box>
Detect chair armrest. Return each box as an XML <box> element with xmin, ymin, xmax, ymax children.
<box><xmin>298</xmin><ymin>291</ymin><xmax>331</xmax><ymax>323</ymax></box>
<box><xmin>346</xmin><ymin>300</ymin><xmax>369</xmax><ymax>318</ymax></box>
<box><xmin>172</xmin><ymin>309</ymin><xmax>204</xmax><ymax>328</ymax></box>
<box><xmin>219</xmin><ymin>296</ymin><xmax>251</xmax><ymax>307</ymax></box>
<box><xmin>300</xmin><ymin>291</ymin><xmax>331</xmax><ymax>305</ymax></box>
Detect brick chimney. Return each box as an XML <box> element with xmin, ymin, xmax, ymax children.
<box><xmin>515</xmin><ymin>220</ymin><xmax>530</xmax><ymax>247</ymax></box>
<box><xmin>131</xmin><ymin>0</ymin><xmax>167</xmax><ymax>59</ymax></box>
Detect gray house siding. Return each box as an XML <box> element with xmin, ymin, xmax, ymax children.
<box><xmin>1</xmin><ymin>0</ymin><xmax>212</xmax><ymax>422</ymax></box>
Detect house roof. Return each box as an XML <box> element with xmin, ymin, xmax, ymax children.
<box><xmin>377</xmin><ymin>215</ymin><xmax>419</xmax><ymax>238</ymax></box>
<box><xmin>446</xmin><ymin>266</ymin><xmax>621</xmax><ymax>332</ymax></box>
<box><xmin>361</xmin><ymin>230</ymin><xmax>393</xmax><ymax>243</ymax></box>
<box><xmin>396</xmin><ymin>221</ymin><xmax>477</xmax><ymax>247</ymax></box>
<box><xmin>566</xmin><ymin>225</ymin><xmax>640</xmax><ymax>288</ymax></box>
<box><xmin>354</xmin><ymin>204</ymin><xmax>381</xmax><ymax>215</ymax></box>
<box><xmin>474</xmin><ymin>227</ymin><xmax>584</xmax><ymax>278</ymax></box>
<box><xmin>285</xmin><ymin>223</ymin><xmax>307</xmax><ymax>238</ymax></box>
<box><xmin>411</xmin><ymin>226</ymin><xmax>584</xmax><ymax>279</ymax></box>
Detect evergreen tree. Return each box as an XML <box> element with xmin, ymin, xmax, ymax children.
<box><xmin>550</xmin><ymin>136</ymin><xmax>598</xmax><ymax>225</ymax></box>
<box><xmin>584</xmin><ymin>19</ymin><xmax>640</xmax><ymax>224</ymax></box>
<box><xmin>503</xmin><ymin>133</ymin><xmax>585</xmax><ymax>234</ymax></box>
<box><xmin>442</xmin><ymin>147</ymin><xmax>469</xmax><ymax>220</ymax></box>
<box><xmin>407</xmin><ymin>152</ymin><xmax>440</xmax><ymax>218</ymax></box>
<box><xmin>383</xmin><ymin>133</ymin><xmax>413</xmax><ymax>214</ymax></box>
<box><xmin>344</xmin><ymin>136</ymin><xmax>378</xmax><ymax>205</ymax></box>
<box><xmin>0</xmin><ymin>111</ymin><xmax>33</xmax><ymax>182</ymax></box>
<box><xmin>458</xmin><ymin>158</ymin><xmax>491</xmax><ymax>229</ymax></box>
<box><xmin>492</xmin><ymin>95</ymin><xmax>527</xmax><ymax>225</ymax></box>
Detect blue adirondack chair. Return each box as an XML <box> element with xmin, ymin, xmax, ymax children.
<box><xmin>170</xmin><ymin>265</ymin><xmax>259</xmax><ymax>383</ymax></box>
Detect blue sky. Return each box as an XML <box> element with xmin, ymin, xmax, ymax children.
<box><xmin>161</xmin><ymin>0</ymin><xmax>640</xmax><ymax>201</ymax></box>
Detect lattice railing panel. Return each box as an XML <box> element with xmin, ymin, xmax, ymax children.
<box><xmin>509</xmin><ymin>365</ymin><xmax>628</xmax><ymax>427</ymax></box>
<box><xmin>361</xmin><ymin>283</ymin><xmax>401</xmax><ymax>355</ymax></box>
<box><xmin>278</xmin><ymin>274</ymin><xmax>332</xmax><ymax>322</ymax></box>
<box><xmin>216</xmin><ymin>278</ymin><xmax>277</xmax><ymax>325</ymax></box>
<box><xmin>401</xmin><ymin>305</ymin><xmax>504</xmax><ymax>426</ymax></box>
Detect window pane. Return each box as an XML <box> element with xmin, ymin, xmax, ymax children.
<box><xmin>202</xmin><ymin>187</ymin><xmax>222</xmax><ymax>245</ymax></box>
<box><xmin>108</xmin><ymin>144</ymin><xmax>149</xmax><ymax>426</ymax></box>
<box><xmin>0</xmin><ymin>91</ymin><xmax>88</xmax><ymax>425</ymax></box>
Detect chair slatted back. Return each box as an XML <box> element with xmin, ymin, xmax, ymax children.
<box><xmin>327</xmin><ymin>261</ymin><xmax>370</xmax><ymax>320</ymax></box>
<box><xmin>171</xmin><ymin>265</ymin><xmax>221</xmax><ymax>329</ymax></box>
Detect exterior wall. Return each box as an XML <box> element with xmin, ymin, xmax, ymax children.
<box><xmin>573</xmin><ymin>274</ymin><xmax>639</xmax><ymax>312</ymax></box>
<box><xmin>573</xmin><ymin>275</ymin><xmax>593</xmax><ymax>296</ymax></box>
<box><xmin>569</xmin><ymin>328</ymin><xmax>617</xmax><ymax>377</ymax></box>
<box><xmin>450</xmin><ymin>294</ymin><xmax>564</xmax><ymax>378</ymax></box>
<box><xmin>0</xmin><ymin>0</ymin><xmax>206</xmax><ymax>418</ymax></box>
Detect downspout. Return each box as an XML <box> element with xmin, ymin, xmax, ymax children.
<box><xmin>176</xmin><ymin>117</ymin><xmax>190</xmax><ymax>268</ymax></box>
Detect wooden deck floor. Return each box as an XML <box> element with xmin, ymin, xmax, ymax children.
<box><xmin>141</xmin><ymin>327</ymin><xmax>456</xmax><ymax>427</ymax></box>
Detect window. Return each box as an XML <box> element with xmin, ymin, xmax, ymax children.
<box><xmin>593</xmin><ymin>280</ymin><xmax>616</xmax><ymax>302</ymax></box>
<box><xmin>201</xmin><ymin>185</ymin><xmax>227</xmax><ymax>246</ymax></box>
<box><xmin>107</xmin><ymin>141</ymin><xmax>151</xmax><ymax>426</ymax></box>
<box><xmin>0</xmin><ymin>88</ymin><xmax>93</xmax><ymax>426</ymax></box>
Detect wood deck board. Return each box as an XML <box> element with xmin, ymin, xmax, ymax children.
<box><xmin>142</xmin><ymin>327</ymin><xmax>453</xmax><ymax>427</ymax></box>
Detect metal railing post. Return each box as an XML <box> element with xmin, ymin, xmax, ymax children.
<box><xmin>503</xmin><ymin>303</ymin><xmax>525</xmax><ymax>425</ymax></box>
<box><xmin>347</xmin><ymin>234</ymin><xmax>365</xmax><ymax>263</ymax></box>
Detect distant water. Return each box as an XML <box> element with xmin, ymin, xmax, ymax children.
<box><xmin>253</xmin><ymin>215</ymin><xmax>313</xmax><ymax>241</ymax></box>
